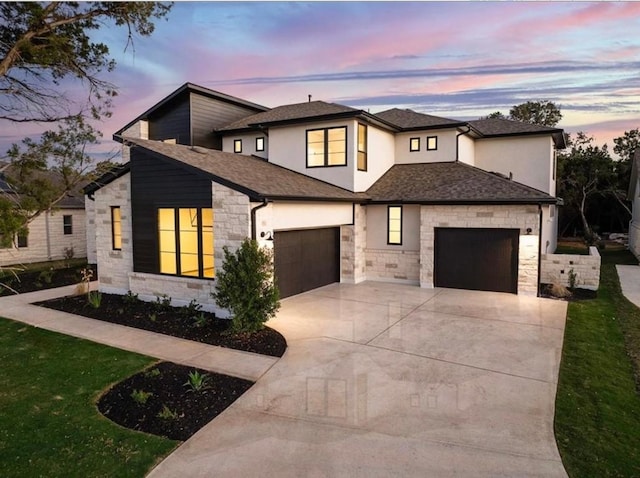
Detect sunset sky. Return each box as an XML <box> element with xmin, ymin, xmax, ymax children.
<box><xmin>2</xmin><ymin>1</ymin><xmax>639</xmax><ymax>159</ymax></box>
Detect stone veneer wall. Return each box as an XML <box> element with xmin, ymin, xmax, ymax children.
<box><xmin>420</xmin><ymin>205</ymin><xmax>541</xmax><ymax>294</ymax></box>
<box><xmin>540</xmin><ymin>246</ymin><xmax>601</xmax><ymax>290</ymax></box>
<box><xmin>85</xmin><ymin>196</ymin><xmax>96</xmax><ymax>264</ymax></box>
<box><xmin>341</xmin><ymin>204</ymin><xmax>367</xmax><ymax>283</ymax></box>
<box><xmin>365</xmin><ymin>249</ymin><xmax>420</xmax><ymax>283</ymax></box>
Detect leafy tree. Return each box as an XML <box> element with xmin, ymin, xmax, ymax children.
<box><xmin>613</xmin><ymin>128</ymin><xmax>640</xmax><ymax>162</ymax></box>
<box><xmin>212</xmin><ymin>239</ymin><xmax>280</xmax><ymax>334</ymax></box>
<box><xmin>557</xmin><ymin>132</ymin><xmax>615</xmax><ymax>244</ymax></box>
<box><xmin>0</xmin><ymin>2</ymin><xmax>172</xmax><ymax>123</ymax></box>
<box><xmin>509</xmin><ymin>100</ymin><xmax>562</xmax><ymax>127</ymax></box>
<box><xmin>482</xmin><ymin>111</ymin><xmax>506</xmax><ymax>119</ymax></box>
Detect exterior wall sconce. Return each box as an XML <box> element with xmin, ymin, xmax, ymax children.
<box><xmin>526</xmin><ymin>228</ymin><xmax>532</xmax><ymax>235</ymax></box>
<box><xmin>260</xmin><ymin>231</ymin><xmax>274</xmax><ymax>241</ymax></box>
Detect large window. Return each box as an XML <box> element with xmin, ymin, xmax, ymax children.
<box><xmin>307</xmin><ymin>126</ymin><xmax>347</xmax><ymax>167</ymax></box>
<box><xmin>111</xmin><ymin>206</ymin><xmax>122</xmax><ymax>251</ymax></box>
<box><xmin>63</xmin><ymin>215</ymin><xmax>73</xmax><ymax>235</ymax></box>
<box><xmin>357</xmin><ymin>123</ymin><xmax>367</xmax><ymax>171</ymax></box>
<box><xmin>387</xmin><ymin>206</ymin><xmax>402</xmax><ymax>245</ymax></box>
<box><xmin>158</xmin><ymin>208</ymin><xmax>214</xmax><ymax>279</ymax></box>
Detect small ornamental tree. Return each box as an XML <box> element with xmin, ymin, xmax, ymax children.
<box><xmin>212</xmin><ymin>239</ymin><xmax>280</xmax><ymax>334</ymax></box>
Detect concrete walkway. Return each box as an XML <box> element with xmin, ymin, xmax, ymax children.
<box><xmin>0</xmin><ymin>284</ymin><xmax>277</xmax><ymax>381</ymax></box>
<box><xmin>149</xmin><ymin>282</ymin><xmax>569</xmax><ymax>478</ymax></box>
<box><xmin>617</xmin><ymin>264</ymin><xmax>640</xmax><ymax>308</ymax></box>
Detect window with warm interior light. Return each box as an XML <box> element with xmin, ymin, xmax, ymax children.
<box><xmin>426</xmin><ymin>136</ymin><xmax>438</xmax><ymax>151</ymax></box>
<box><xmin>306</xmin><ymin>126</ymin><xmax>347</xmax><ymax>167</ymax></box>
<box><xmin>256</xmin><ymin>137</ymin><xmax>265</xmax><ymax>152</ymax></box>
<box><xmin>410</xmin><ymin>137</ymin><xmax>420</xmax><ymax>152</ymax></box>
<box><xmin>158</xmin><ymin>207</ymin><xmax>214</xmax><ymax>278</ymax></box>
<box><xmin>111</xmin><ymin>206</ymin><xmax>122</xmax><ymax>250</ymax></box>
<box><xmin>387</xmin><ymin>206</ymin><xmax>402</xmax><ymax>245</ymax></box>
<box><xmin>234</xmin><ymin>139</ymin><xmax>242</xmax><ymax>153</ymax></box>
<box><xmin>357</xmin><ymin>123</ymin><xmax>367</xmax><ymax>171</ymax></box>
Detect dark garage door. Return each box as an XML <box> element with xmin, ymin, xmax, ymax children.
<box><xmin>434</xmin><ymin>227</ymin><xmax>519</xmax><ymax>294</ymax></box>
<box><xmin>274</xmin><ymin>228</ymin><xmax>340</xmax><ymax>298</ymax></box>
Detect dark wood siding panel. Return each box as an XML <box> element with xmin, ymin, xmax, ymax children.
<box><xmin>434</xmin><ymin>228</ymin><xmax>519</xmax><ymax>294</ymax></box>
<box><xmin>191</xmin><ymin>93</ymin><xmax>263</xmax><ymax>149</ymax></box>
<box><xmin>148</xmin><ymin>97</ymin><xmax>191</xmax><ymax>145</ymax></box>
<box><xmin>130</xmin><ymin>149</ymin><xmax>212</xmax><ymax>274</ymax></box>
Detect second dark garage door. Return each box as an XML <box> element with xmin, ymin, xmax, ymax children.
<box><xmin>434</xmin><ymin>227</ymin><xmax>520</xmax><ymax>294</ymax></box>
<box><xmin>274</xmin><ymin>228</ymin><xmax>340</xmax><ymax>298</ymax></box>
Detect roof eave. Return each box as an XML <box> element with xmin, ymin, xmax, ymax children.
<box><xmin>365</xmin><ymin>198</ymin><xmax>557</xmax><ymax>205</ymax></box>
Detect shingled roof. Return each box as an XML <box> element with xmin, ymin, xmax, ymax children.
<box><xmin>120</xmin><ymin>138</ymin><xmax>363</xmax><ymax>202</ymax></box>
<box><xmin>468</xmin><ymin>117</ymin><xmax>566</xmax><ymax>148</ymax></box>
<box><xmin>366</xmin><ymin>162</ymin><xmax>556</xmax><ymax>204</ymax></box>
<box><xmin>374</xmin><ymin>108</ymin><xmax>465</xmax><ymax>130</ymax></box>
<box><xmin>218</xmin><ymin>101</ymin><xmax>362</xmax><ymax>132</ymax></box>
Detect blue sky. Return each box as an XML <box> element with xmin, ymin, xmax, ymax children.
<box><xmin>2</xmin><ymin>1</ymin><xmax>639</xmax><ymax>158</ymax></box>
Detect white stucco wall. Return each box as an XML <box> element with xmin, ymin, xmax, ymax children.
<box><xmin>222</xmin><ymin>133</ymin><xmax>268</xmax><ymax>160</ymax></box>
<box><xmin>366</xmin><ymin>204</ymin><xmax>420</xmax><ymax>251</ymax></box>
<box><xmin>457</xmin><ymin>134</ymin><xmax>475</xmax><ymax>166</ymax></box>
<box><xmin>353</xmin><ymin>125</ymin><xmax>396</xmax><ymax>192</ymax></box>
<box><xmin>394</xmin><ymin>129</ymin><xmax>459</xmax><ymax>164</ymax></box>
<box><xmin>542</xmin><ymin>204</ymin><xmax>558</xmax><ymax>254</ymax></box>
<box><xmin>474</xmin><ymin>135</ymin><xmax>555</xmax><ymax>194</ymax></box>
<box><xmin>268</xmin><ymin>201</ymin><xmax>353</xmax><ymax>231</ymax></box>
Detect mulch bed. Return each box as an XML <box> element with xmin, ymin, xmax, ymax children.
<box><xmin>97</xmin><ymin>361</ymin><xmax>253</xmax><ymax>441</ymax></box>
<box><xmin>37</xmin><ymin>292</ymin><xmax>287</xmax><ymax>358</ymax></box>
<box><xmin>540</xmin><ymin>284</ymin><xmax>598</xmax><ymax>301</ymax></box>
<box><xmin>0</xmin><ymin>264</ymin><xmax>97</xmax><ymax>296</ymax></box>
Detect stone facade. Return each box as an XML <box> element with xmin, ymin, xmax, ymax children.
<box><xmin>365</xmin><ymin>249</ymin><xmax>420</xmax><ymax>283</ymax></box>
<box><xmin>419</xmin><ymin>205</ymin><xmax>541</xmax><ymax>294</ymax></box>
<box><xmin>341</xmin><ymin>205</ymin><xmax>367</xmax><ymax>283</ymax></box>
<box><xmin>85</xmin><ymin>197</ymin><xmax>96</xmax><ymax>264</ymax></box>
<box><xmin>541</xmin><ymin>246</ymin><xmax>601</xmax><ymax>290</ymax></box>
<box><xmin>212</xmin><ymin>183</ymin><xmax>251</xmax><ymax>268</ymax></box>
<box><xmin>0</xmin><ymin>208</ymin><xmax>87</xmax><ymax>266</ymax></box>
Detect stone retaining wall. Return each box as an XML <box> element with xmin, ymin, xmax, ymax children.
<box><xmin>541</xmin><ymin>246</ymin><xmax>601</xmax><ymax>290</ymax></box>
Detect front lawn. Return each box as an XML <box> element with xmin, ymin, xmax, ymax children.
<box><xmin>555</xmin><ymin>248</ymin><xmax>640</xmax><ymax>477</ymax></box>
<box><xmin>0</xmin><ymin>317</ymin><xmax>177</xmax><ymax>477</ymax></box>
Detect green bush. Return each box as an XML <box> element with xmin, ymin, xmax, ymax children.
<box><xmin>212</xmin><ymin>239</ymin><xmax>280</xmax><ymax>334</ymax></box>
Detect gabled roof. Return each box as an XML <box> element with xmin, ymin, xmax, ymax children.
<box><xmin>84</xmin><ymin>163</ymin><xmax>131</xmax><ymax>196</ymax></box>
<box><xmin>118</xmin><ymin>138</ymin><xmax>363</xmax><ymax>202</ymax></box>
<box><xmin>374</xmin><ymin>108</ymin><xmax>465</xmax><ymax>131</ymax></box>
<box><xmin>366</xmin><ymin>162</ymin><xmax>556</xmax><ymax>204</ymax></box>
<box><xmin>628</xmin><ymin>149</ymin><xmax>640</xmax><ymax>200</ymax></box>
<box><xmin>468</xmin><ymin>118</ymin><xmax>566</xmax><ymax>148</ymax></box>
<box><xmin>0</xmin><ymin>165</ymin><xmax>85</xmax><ymax>208</ymax></box>
<box><xmin>114</xmin><ymin>82</ymin><xmax>269</xmax><ymax>137</ymax></box>
<box><xmin>217</xmin><ymin>101</ymin><xmax>365</xmax><ymax>132</ymax></box>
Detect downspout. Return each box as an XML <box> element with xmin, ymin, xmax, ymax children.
<box><xmin>250</xmin><ymin>199</ymin><xmax>270</xmax><ymax>240</ymax></box>
<box><xmin>455</xmin><ymin>126</ymin><xmax>472</xmax><ymax>162</ymax></box>
<box><xmin>537</xmin><ymin>204</ymin><xmax>543</xmax><ymax>297</ymax></box>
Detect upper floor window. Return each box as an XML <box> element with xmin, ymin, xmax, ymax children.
<box><xmin>17</xmin><ymin>231</ymin><xmax>28</xmax><ymax>248</ymax></box>
<box><xmin>387</xmin><ymin>206</ymin><xmax>402</xmax><ymax>245</ymax></box>
<box><xmin>307</xmin><ymin>126</ymin><xmax>347</xmax><ymax>167</ymax></box>
<box><xmin>426</xmin><ymin>136</ymin><xmax>438</xmax><ymax>151</ymax></box>
<box><xmin>357</xmin><ymin>124</ymin><xmax>367</xmax><ymax>171</ymax></box>
<box><xmin>410</xmin><ymin>137</ymin><xmax>420</xmax><ymax>152</ymax></box>
<box><xmin>63</xmin><ymin>215</ymin><xmax>73</xmax><ymax>235</ymax></box>
<box><xmin>256</xmin><ymin>137</ymin><xmax>265</xmax><ymax>152</ymax></box>
<box><xmin>158</xmin><ymin>207</ymin><xmax>214</xmax><ymax>279</ymax></box>
<box><xmin>234</xmin><ymin>139</ymin><xmax>242</xmax><ymax>153</ymax></box>
<box><xmin>111</xmin><ymin>206</ymin><xmax>122</xmax><ymax>251</ymax></box>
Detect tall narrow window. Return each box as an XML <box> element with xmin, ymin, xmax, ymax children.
<box><xmin>158</xmin><ymin>208</ymin><xmax>214</xmax><ymax>279</ymax></box>
<box><xmin>234</xmin><ymin>139</ymin><xmax>242</xmax><ymax>153</ymax></box>
<box><xmin>256</xmin><ymin>137</ymin><xmax>265</xmax><ymax>152</ymax></box>
<box><xmin>387</xmin><ymin>206</ymin><xmax>402</xmax><ymax>245</ymax></box>
<box><xmin>306</xmin><ymin>127</ymin><xmax>347</xmax><ymax>167</ymax></box>
<box><xmin>426</xmin><ymin>136</ymin><xmax>438</xmax><ymax>151</ymax></box>
<box><xmin>63</xmin><ymin>215</ymin><xmax>73</xmax><ymax>235</ymax></box>
<box><xmin>17</xmin><ymin>232</ymin><xmax>28</xmax><ymax>248</ymax></box>
<box><xmin>111</xmin><ymin>206</ymin><xmax>122</xmax><ymax>250</ymax></box>
<box><xmin>357</xmin><ymin>123</ymin><xmax>367</xmax><ymax>171</ymax></box>
<box><xmin>410</xmin><ymin>137</ymin><xmax>420</xmax><ymax>152</ymax></box>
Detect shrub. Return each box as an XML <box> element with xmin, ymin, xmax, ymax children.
<box><xmin>183</xmin><ymin>370</ymin><xmax>209</xmax><ymax>393</ymax></box>
<box><xmin>212</xmin><ymin>239</ymin><xmax>280</xmax><ymax>334</ymax></box>
<box><xmin>87</xmin><ymin>290</ymin><xmax>102</xmax><ymax>309</ymax></box>
<box><xmin>130</xmin><ymin>389</ymin><xmax>152</xmax><ymax>405</ymax></box>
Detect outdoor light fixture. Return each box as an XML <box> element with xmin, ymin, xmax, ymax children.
<box><xmin>260</xmin><ymin>231</ymin><xmax>274</xmax><ymax>241</ymax></box>
<box><xmin>526</xmin><ymin>228</ymin><xmax>532</xmax><ymax>235</ymax></box>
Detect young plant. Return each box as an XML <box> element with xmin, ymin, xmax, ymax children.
<box><xmin>38</xmin><ymin>268</ymin><xmax>54</xmax><ymax>285</ymax></box>
<box><xmin>192</xmin><ymin>312</ymin><xmax>208</xmax><ymax>328</ymax></box>
<box><xmin>87</xmin><ymin>290</ymin><xmax>102</xmax><ymax>309</ymax></box>
<box><xmin>184</xmin><ymin>370</ymin><xmax>210</xmax><ymax>393</ymax></box>
<box><xmin>148</xmin><ymin>312</ymin><xmax>157</xmax><ymax>322</ymax></box>
<box><xmin>154</xmin><ymin>294</ymin><xmax>172</xmax><ymax>312</ymax></box>
<box><xmin>181</xmin><ymin>299</ymin><xmax>202</xmax><ymax>318</ymax></box>
<box><xmin>568</xmin><ymin>268</ymin><xmax>577</xmax><ymax>289</ymax></box>
<box><xmin>78</xmin><ymin>267</ymin><xmax>94</xmax><ymax>295</ymax></box>
<box><xmin>212</xmin><ymin>239</ymin><xmax>280</xmax><ymax>334</ymax></box>
<box><xmin>123</xmin><ymin>290</ymin><xmax>139</xmax><ymax>304</ymax></box>
<box><xmin>157</xmin><ymin>405</ymin><xmax>178</xmax><ymax>420</ymax></box>
<box><xmin>143</xmin><ymin>368</ymin><xmax>161</xmax><ymax>379</ymax></box>
<box><xmin>130</xmin><ymin>389</ymin><xmax>152</xmax><ymax>405</ymax></box>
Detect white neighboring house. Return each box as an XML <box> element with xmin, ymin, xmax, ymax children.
<box><xmin>0</xmin><ymin>163</ymin><xmax>87</xmax><ymax>266</ymax></box>
<box><xmin>86</xmin><ymin>83</ymin><xmax>566</xmax><ymax>313</ymax></box>
<box><xmin>628</xmin><ymin>149</ymin><xmax>640</xmax><ymax>259</ymax></box>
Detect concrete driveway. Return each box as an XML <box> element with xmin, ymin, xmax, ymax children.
<box><xmin>149</xmin><ymin>282</ymin><xmax>568</xmax><ymax>477</ymax></box>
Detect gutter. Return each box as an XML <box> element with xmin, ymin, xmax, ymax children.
<box><xmin>455</xmin><ymin>126</ymin><xmax>472</xmax><ymax>162</ymax></box>
<box><xmin>250</xmin><ymin>199</ymin><xmax>270</xmax><ymax>240</ymax></box>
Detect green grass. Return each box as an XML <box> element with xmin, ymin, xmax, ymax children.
<box><xmin>0</xmin><ymin>318</ymin><xmax>177</xmax><ymax>477</ymax></box>
<box><xmin>555</xmin><ymin>248</ymin><xmax>640</xmax><ymax>477</ymax></box>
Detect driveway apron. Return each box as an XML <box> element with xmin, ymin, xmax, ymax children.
<box><xmin>149</xmin><ymin>282</ymin><xmax>568</xmax><ymax>478</ymax></box>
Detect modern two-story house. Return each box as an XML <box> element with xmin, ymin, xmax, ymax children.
<box><xmin>85</xmin><ymin>83</ymin><xmax>565</xmax><ymax>313</ymax></box>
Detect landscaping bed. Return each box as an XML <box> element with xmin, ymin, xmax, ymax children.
<box><xmin>539</xmin><ymin>284</ymin><xmax>597</xmax><ymax>301</ymax></box>
<box><xmin>38</xmin><ymin>292</ymin><xmax>287</xmax><ymax>358</ymax></box>
<box><xmin>98</xmin><ymin>361</ymin><xmax>253</xmax><ymax>441</ymax></box>
<box><xmin>0</xmin><ymin>260</ymin><xmax>96</xmax><ymax>296</ymax></box>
